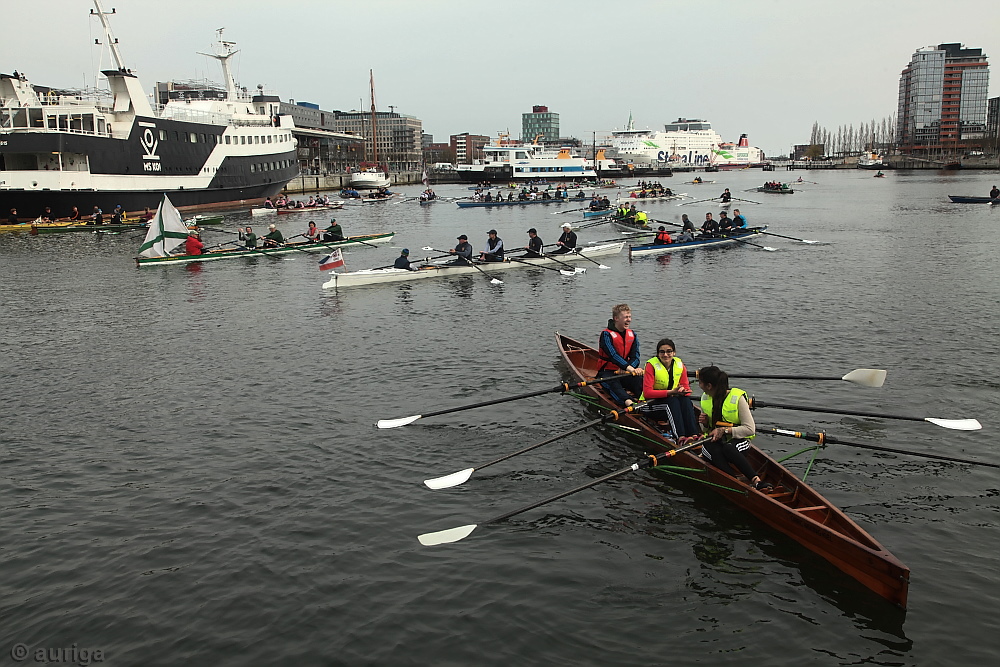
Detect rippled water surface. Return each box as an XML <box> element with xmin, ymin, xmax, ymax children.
<box><xmin>3</xmin><ymin>170</ymin><xmax>1000</xmax><ymax>665</ymax></box>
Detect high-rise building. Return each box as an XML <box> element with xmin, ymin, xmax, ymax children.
<box><xmin>522</xmin><ymin>105</ymin><xmax>559</xmax><ymax>143</ymax></box>
<box><xmin>988</xmin><ymin>97</ymin><xmax>1000</xmax><ymax>146</ymax></box>
<box><xmin>897</xmin><ymin>43</ymin><xmax>990</xmax><ymax>154</ymax></box>
<box><xmin>450</xmin><ymin>133</ymin><xmax>490</xmax><ymax>164</ymax></box>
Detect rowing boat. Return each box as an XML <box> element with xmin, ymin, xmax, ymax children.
<box><xmin>136</xmin><ymin>232</ymin><xmax>395</xmax><ymax>267</ymax></box>
<box><xmin>555</xmin><ymin>332</ymin><xmax>910</xmax><ymax>607</ymax></box>
<box><xmin>610</xmin><ymin>219</ymin><xmax>653</xmax><ymax>234</ymax></box>
<box><xmin>0</xmin><ymin>220</ymin><xmax>77</xmax><ymax>233</ymax></box>
<box><xmin>628</xmin><ymin>227</ymin><xmax>767</xmax><ymax>256</ymax></box>
<box><xmin>32</xmin><ymin>222</ymin><xmax>148</xmax><ymax>235</ymax></box>
<box><xmin>757</xmin><ymin>186</ymin><xmax>794</xmax><ymax>194</ymax></box>
<box><xmin>276</xmin><ymin>204</ymin><xmax>343</xmax><ymax>214</ymax></box>
<box><xmin>322</xmin><ymin>242</ymin><xmax>624</xmax><ymax>289</ymax></box>
<box><xmin>947</xmin><ymin>195</ymin><xmax>997</xmax><ymax>203</ymax></box>
<box><xmin>582</xmin><ymin>208</ymin><xmax>613</xmax><ymax>218</ymax></box>
<box><xmin>456</xmin><ymin>198</ymin><xmax>573</xmax><ymax>208</ymax></box>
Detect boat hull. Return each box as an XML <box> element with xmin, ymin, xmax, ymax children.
<box><xmin>323</xmin><ymin>242</ymin><xmax>624</xmax><ymax>288</ymax></box>
<box><xmin>757</xmin><ymin>187</ymin><xmax>794</xmax><ymax>194</ymax></box>
<box><xmin>456</xmin><ymin>198</ymin><xmax>573</xmax><ymax>208</ymax></box>
<box><xmin>628</xmin><ymin>228</ymin><xmax>767</xmax><ymax>256</ymax></box>
<box><xmin>136</xmin><ymin>233</ymin><xmax>394</xmax><ymax>267</ymax></box>
<box><xmin>555</xmin><ymin>333</ymin><xmax>909</xmax><ymax>608</ymax></box>
<box><xmin>948</xmin><ymin>195</ymin><xmax>996</xmax><ymax>203</ymax></box>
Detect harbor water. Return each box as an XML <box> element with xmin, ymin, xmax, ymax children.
<box><xmin>2</xmin><ymin>169</ymin><xmax>1000</xmax><ymax>665</ymax></box>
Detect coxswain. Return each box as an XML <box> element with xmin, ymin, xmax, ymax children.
<box><xmin>185</xmin><ymin>229</ymin><xmax>205</xmax><ymax>256</ymax></box>
<box><xmin>720</xmin><ymin>188</ymin><xmax>732</xmax><ymax>203</ymax></box>
<box><xmin>550</xmin><ymin>222</ymin><xmax>578</xmax><ymax>255</ymax></box>
<box><xmin>263</xmin><ymin>224</ymin><xmax>284</xmax><ymax>248</ymax></box>
<box><xmin>654</xmin><ymin>226</ymin><xmax>672</xmax><ymax>245</ymax></box>
<box><xmin>596</xmin><ymin>303</ymin><xmax>644</xmax><ymax>407</ymax></box>
<box><xmin>479</xmin><ymin>229</ymin><xmax>504</xmax><ymax>262</ymax></box>
<box><xmin>393</xmin><ymin>248</ymin><xmax>415</xmax><ymax>270</ymax></box>
<box><xmin>323</xmin><ymin>219</ymin><xmax>344</xmax><ymax>241</ymax></box>
<box><xmin>990</xmin><ymin>185</ymin><xmax>999</xmax><ymax>200</ymax></box>
<box><xmin>305</xmin><ymin>221</ymin><xmax>321</xmax><ymax>242</ymax></box>
<box><xmin>639</xmin><ymin>338</ymin><xmax>697</xmax><ymax>437</ymax></box>
<box><xmin>448</xmin><ymin>234</ymin><xmax>474</xmax><ymax>265</ymax></box>
<box><xmin>696</xmin><ymin>365</ymin><xmax>770</xmax><ymax>491</ymax></box>
<box><xmin>524</xmin><ymin>228</ymin><xmax>544</xmax><ymax>257</ymax></box>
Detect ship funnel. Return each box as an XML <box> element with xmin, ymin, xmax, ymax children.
<box><xmin>738</xmin><ymin>134</ymin><xmax>749</xmax><ymax>147</ymax></box>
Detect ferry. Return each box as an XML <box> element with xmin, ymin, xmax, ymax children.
<box><xmin>455</xmin><ymin>135</ymin><xmax>600</xmax><ymax>183</ymax></box>
<box><xmin>608</xmin><ymin>117</ymin><xmax>765</xmax><ymax>170</ymax></box>
<box><xmin>0</xmin><ymin>1</ymin><xmax>298</xmax><ymax>219</ymax></box>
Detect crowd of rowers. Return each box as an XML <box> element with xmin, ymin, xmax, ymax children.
<box><xmin>626</xmin><ymin>182</ymin><xmax>674</xmax><ymax>199</ymax></box>
<box><xmin>262</xmin><ymin>194</ymin><xmax>335</xmax><ymax>209</ymax></box>
<box><xmin>390</xmin><ymin>222</ymin><xmax>581</xmax><ymax>270</ymax></box>
<box><xmin>596</xmin><ymin>302</ymin><xmax>773</xmax><ymax>491</ymax></box>
<box><xmin>181</xmin><ymin>219</ymin><xmax>348</xmax><ymax>256</ymax></box>
<box><xmin>471</xmin><ymin>185</ymin><xmax>598</xmax><ymax>203</ymax></box>
<box><xmin>762</xmin><ymin>181</ymin><xmax>790</xmax><ymax>190</ymax></box>
<box><xmin>8</xmin><ymin>204</ymin><xmax>153</xmax><ymax>225</ymax></box>
<box><xmin>619</xmin><ymin>205</ymin><xmax>751</xmax><ymax>245</ymax></box>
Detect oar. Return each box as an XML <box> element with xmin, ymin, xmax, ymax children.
<box><xmin>365</xmin><ymin>252</ymin><xmax>452</xmax><ymax>271</ymax></box>
<box><xmin>505</xmin><ymin>254</ymin><xmax>582</xmax><ymax>276</ymax></box>
<box><xmin>730</xmin><ymin>197</ymin><xmax>761</xmax><ymax>205</ymax></box>
<box><xmin>421</xmin><ymin>247</ymin><xmax>502</xmax><ymax>285</ymax></box>
<box><xmin>758</xmin><ymin>426</ymin><xmax>1000</xmax><ymax>469</ymax></box>
<box><xmin>551</xmin><ymin>207</ymin><xmax>588</xmax><ymax>215</ymax></box>
<box><xmin>538</xmin><ymin>249</ymin><xmax>600</xmax><ymax>272</ymax></box>
<box><xmin>688</xmin><ymin>368</ymin><xmax>886</xmax><ymax>388</ymax></box>
<box><xmin>424</xmin><ymin>404</ymin><xmax>649</xmax><ymax>490</ymax></box>
<box><xmin>376</xmin><ymin>374</ymin><xmax>633</xmax><ymax>429</ymax></box>
<box><xmin>676</xmin><ymin>197</ymin><xmax>717</xmax><ymax>207</ymax></box>
<box><xmin>417</xmin><ymin>437</ymin><xmax>710</xmax><ymax>546</ymax></box>
<box><xmin>586</xmin><ymin>234</ymin><xmax>653</xmax><ymax>245</ymax></box>
<box><xmin>567</xmin><ymin>248</ymin><xmax>611</xmax><ymax>270</ymax></box>
<box><xmin>748</xmin><ymin>398</ymin><xmax>982</xmax><ymax>431</ymax></box>
<box><xmin>755</xmin><ymin>229</ymin><xmax>820</xmax><ymax>244</ymax></box>
<box><xmin>202</xmin><ymin>239</ymin><xmax>242</xmax><ymax>252</ymax></box>
<box><xmin>197</xmin><ymin>227</ymin><xmax>241</xmax><ymax>235</ymax></box>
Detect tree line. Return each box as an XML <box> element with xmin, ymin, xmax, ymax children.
<box><xmin>807</xmin><ymin>114</ymin><xmax>897</xmax><ymax>156</ymax></box>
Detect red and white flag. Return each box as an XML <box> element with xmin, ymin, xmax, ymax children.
<box><xmin>318</xmin><ymin>248</ymin><xmax>345</xmax><ymax>272</ymax></box>
<box><xmin>421</xmin><ymin>169</ymin><xmax>429</xmax><ymax>187</ymax></box>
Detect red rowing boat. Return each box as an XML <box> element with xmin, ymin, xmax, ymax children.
<box><xmin>556</xmin><ymin>332</ymin><xmax>910</xmax><ymax>607</ymax></box>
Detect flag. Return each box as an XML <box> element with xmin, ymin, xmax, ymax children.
<box><xmin>421</xmin><ymin>169</ymin><xmax>429</xmax><ymax>187</ymax></box>
<box><xmin>318</xmin><ymin>248</ymin><xmax>345</xmax><ymax>272</ymax></box>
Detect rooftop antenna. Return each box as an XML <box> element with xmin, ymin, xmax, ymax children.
<box><xmin>197</xmin><ymin>27</ymin><xmax>241</xmax><ymax>101</ymax></box>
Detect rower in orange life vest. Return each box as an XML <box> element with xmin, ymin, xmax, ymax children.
<box><xmin>596</xmin><ymin>303</ymin><xmax>644</xmax><ymax>406</ymax></box>
<box><xmin>654</xmin><ymin>226</ymin><xmax>672</xmax><ymax>245</ymax></box>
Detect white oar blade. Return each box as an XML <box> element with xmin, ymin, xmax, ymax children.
<box><xmin>575</xmin><ymin>267</ymin><xmax>587</xmax><ymax>274</ymax></box>
<box><xmin>376</xmin><ymin>414</ymin><xmax>422</xmax><ymax>429</ymax></box>
<box><xmin>559</xmin><ymin>270</ymin><xmax>576</xmax><ymax>277</ymax></box>
<box><xmin>418</xmin><ymin>524</ymin><xmax>479</xmax><ymax>546</ymax></box>
<box><xmin>424</xmin><ymin>468</ymin><xmax>475</xmax><ymax>490</ymax></box>
<box><xmin>841</xmin><ymin>369</ymin><xmax>886</xmax><ymax>388</ymax></box>
<box><xmin>490</xmin><ymin>278</ymin><xmax>503</xmax><ymax>285</ymax></box>
<box><xmin>763</xmin><ymin>246</ymin><xmax>778</xmax><ymax>252</ymax></box>
<box><xmin>925</xmin><ymin>417</ymin><xmax>982</xmax><ymax>431</ymax></box>
<box><xmin>801</xmin><ymin>239</ymin><xmax>819</xmax><ymax>244</ymax></box>
<box><xmin>598</xmin><ymin>264</ymin><xmax>610</xmax><ymax>269</ymax></box>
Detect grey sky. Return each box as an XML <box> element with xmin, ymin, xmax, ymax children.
<box><xmin>6</xmin><ymin>0</ymin><xmax>996</xmax><ymax>154</ymax></box>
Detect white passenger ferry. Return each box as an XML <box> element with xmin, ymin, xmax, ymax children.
<box><xmin>455</xmin><ymin>135</ymin><xmax>600</xmax><ymax>183</ymax></box>
<box><xmin>609</xmin><ymin>117</ymin><xmax>765</xmax><ymax>169</ymax></box>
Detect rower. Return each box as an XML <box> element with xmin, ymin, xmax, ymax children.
<box><xmin>696</xmin><ymin>365</ymin><xmax>771</xmax><ymax>491</ymax></box>
<box><xmin>700</xmin><ymin>212</ymin><xmax>719</xmax><ymax>237</ymax></box>
<box><xmin>718</xmin><ymin>211</ymin><xmax>733</xmax><ymax>234</ymax></box>
<box><xmin>524</xmin><ymin>228</ymin><xmax>544</xmax><ymax>258</ymax></box>
<box><xmin>479</xmin><ymin>229</ymin><xmax>505</xmax><ymax>262</ymax></box>
<box><xmin>550</xmin><ymin>222</ymin><xmax>578</xmax><ymax>255</ymax></box>
<box><xmin>305</xmin><ymin>221</ymin><xmax>321</xmax><ymax>242</ymax></box>
<box><xmin>639</xmin><ymin>338</ymin><xmax>697</xmax><ymax>437</ymax></box>
<box><xmin>393</xmin><ymin>248</ymin><xmax>416</xmax><ymax>271</ymax></box>
<box><xmin>263</xmin><ymin>224</ymin><xmax>284</xmax><ymax>247</ymax></box>
<box><xmin>596</xmin><ymin>303</ymin><xmax>644</xmax><ymax>407</ymax></box>
<box><xmin>323</xmin><ymin>218</ymin><xmax>344</xmax><ymax>241</ymax></box>
<box><xmin>720</xmin><ymin>188</ymin><xmax>732</xmax><ymax>203</ymax></box>
<box><xmin>990</xmin><ymin>185</ymin><xmax>999</xmax><ymax>200</ymax></box>
<box><xmin>654</xmin><ymin>226</ymin><xmax>672</xmax><ymax>245</ymax></box>
<box><xmin>732</xmin><ymin>209</ymin><xmax>747</xmax><ymax>229</ymax></box>
<box><xmin>185</xmin><ymin>229</ymin><xmax>205</xmax><ymax>256</ymax></box>
<box><xmin>681</xmin><ymin>214</ymin><xmax>695</xmax><ymax>233</ymax></box>
<box><xmin>241</xmin><ymin>226</ymin><xmax>258</xmax><ymax>249</ymax></box>
<box><xmin>447</xmin><ymin>234</ymin><xmax>473</xmax><ymax>265</ymax></box>
<box><xmin>634</xmin><ymin>209</ymin><xmax>649</xmax><ymax>227</ymax></box>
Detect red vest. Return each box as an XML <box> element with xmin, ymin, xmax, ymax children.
<box><xmin>599</xmin><ymin>327</ymin><xmax>636</xmax><ymax>371</ymax></box>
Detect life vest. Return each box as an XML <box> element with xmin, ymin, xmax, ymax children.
<box><xmin>635</xmin><ymin>211</ymin><xmax>648</xmax><ymax>224</ymax></box>
<box><xmin>598</xmin><ymin>327</ymin><xmax>637</xmax><ymax>372</ymax></box>
<box><xmin>655</xmin><ymin>231</ymin><xmax>671</xmax><ymax>244</ymax></box>
<box><xmin>700</xmin><ymin>388</ymin><xmax>754</xmax><ymax>439</ymax></box>
<box><xmin>639</xmin><ymin>355</ymin><xmax>684</xmax><ymax>400</ymax></box>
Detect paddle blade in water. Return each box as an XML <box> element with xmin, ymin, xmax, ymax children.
<box><xmin>418</xmin><ymin>524</ymin><xmax>478</xmax><ymax>546</ymax></box>
<box><xmin>376</xmin><ymin>415</ymin><xmax>422</xmax><ymax>429</ymax></box>
<box><xmin>925</xmin><ymin>417</ymin><xmax>982</xmax><ymax>431</ymax></box>
<box><xmin>598</xmin><ymin>264</ymin><xmax>610</xmax><ymax>269</ymax></box>
<box><xmin>490</xmin><ymin>278</ymin><xmax>503</xmax><ymax>285</ymax></box>
<box><xmin>424</xmin><ymin>468</ymin><xmax>475</xmax><ymax>490</ymax></box>
<box><xmin>841</xmin><ymin>369</ymin><xmax>887</xmax><ymax>387</ymax></box>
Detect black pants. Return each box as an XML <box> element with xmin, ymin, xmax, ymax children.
<box><xmin>701</xmin><ymin>439</ymin><xmax>757</xmax><ymax>479</ymax></box>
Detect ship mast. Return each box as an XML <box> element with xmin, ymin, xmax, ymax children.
<box><xmin>91</xmin><ymin>0</ymin><xmax>126</xmax><ymax>71</ymax></box>
<box><xmin>197</xmin><ymin>28</ymin><xmax>241</xmax><ymax>103</ymax></box>
<box><xmin>369</xmin><ymin>70</ymin><xmax>379</xmax><ymax>167</ymax></box>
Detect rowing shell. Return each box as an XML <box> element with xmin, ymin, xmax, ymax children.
<box><xmin>628</xmin><ymin>227</ymin><xmax>767</xmax><ymax>256</ymax></box>
<box><xmin>556</xmin><ymin>332</ymin><xmax>909</xmax><ymax>607</ymax></box>
<box><xmin>456</xmin><ymin>198</ymin><xmax>574</xmax><ymax>208</ymax></box>
<box><xmin>135</xmin><ymin>233</ymin><xmax>395</xmax><ymax>267</ymax></box>
<box><xmin>322</xmin><ymin>242</ymin><xmax>624</xmax><ymax>289</ymax></box>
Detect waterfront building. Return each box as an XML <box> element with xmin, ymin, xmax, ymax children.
<box><xmin>330</xmin><ymin>110</ymin><xmax>422</xmax><ymax>173</ymax></box>
<box><xmin>988</xmin><ymin>97</ymin><xmax>1000</xmax><ymax>148</ymax></box>
<box><xmin>896</xmin><ymin>43</ymin><xmax>990</xmax><ymax>154</ymax></box>
<box><xmin>450</xmin><ymin>133</ymin><xmax>490</xmax><ymax>164</ymax></box>
<box><xmin>522</xmin><ymin>105</ymin><xmax>559</xmax><ymax>143</ymax></box>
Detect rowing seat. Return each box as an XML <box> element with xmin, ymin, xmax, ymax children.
<box><xmin>795</xmin><ymin>506</ymin><xmax>827</xmax><ymax>513</ymax></box>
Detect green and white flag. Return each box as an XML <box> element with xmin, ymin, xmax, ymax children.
<box><xmin>138</xmin><ymin>195</ymin><xmax>189</xmax><ymax>258</ymax></box>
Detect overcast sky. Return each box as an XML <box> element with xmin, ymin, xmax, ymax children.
<box><xmin>6</xmin><ymin>0</ymin><xmax>996</xmax><ymax>154</ymax></box>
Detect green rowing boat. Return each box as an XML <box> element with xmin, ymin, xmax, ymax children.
<box><xmin>135</xmin><ymin>233</ymin><xmax>395</xmax><ymax>267</ymax></box>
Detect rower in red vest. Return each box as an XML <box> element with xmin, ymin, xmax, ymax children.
<box><xmin>185</xmin><ymin>229</ymin><xmax>205</xmax><ymax>255</ymax></box>
<box><xmin>654</xmin><ymin>226</ymin><xmax>672</xmax><ymax>245</ymax></box>
<box><xmin>596</xmin><ymin>303</ymin><xmax>644</xmax><ymax>406</ymax></box>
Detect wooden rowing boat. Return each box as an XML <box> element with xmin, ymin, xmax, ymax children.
<box><xmin>757</xmin><ymin>186</ymin><xmax>794</xmax><ymax>194</ymax></box>
<box><xmin>322</xmin><ymin>242</ymin><xmax>624</xmax><ymax>289</ymax></box>
<box><xmin>628</xmin><ymin>227</ymin><xmax>767</xmax><ymax>256</ymax></box>
<box><xmin>135</xmin><ymin>232</ymin><xmax>395</xmax><ymax>267</ymax></box>
<box><xmin>32</xmin><ymin>222</ymin><xmax>148</xmax><ymax>235</ymax></box>
<box><xmin>555</xmin><ymin>332</ymin><xmax>909</xmax><ymax>607</ymax></box>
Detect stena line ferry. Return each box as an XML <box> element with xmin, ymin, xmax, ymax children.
<box><xmin>0</xmin><ymin>1</ymin><xmax>298</xmax><ymax>218</ymax></box>
<box><xmin>609</xmin><ymin>117</ymin><xmax>765</xmax><ymax>170</ymax></box>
